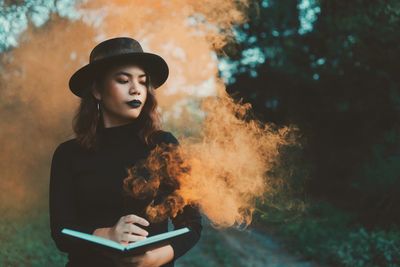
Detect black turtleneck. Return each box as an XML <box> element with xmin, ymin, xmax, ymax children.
<box><xmin>49</xmin><ymin>122</ymin><xmax>202</xmax><ymax>267</ymax></box>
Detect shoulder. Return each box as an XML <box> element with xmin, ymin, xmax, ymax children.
<box><xmin>151</xmin><ymin>130</ymin><xmax>179</xmax><ymax>146</ymax></box>
<box><xmin>52</xmin><ymin>138</ymin><xmax>81</xmax><ymax>160</ymax></box>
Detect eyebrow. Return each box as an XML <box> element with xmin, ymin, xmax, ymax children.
<box><xmin>113</xmin><ymin>71</ymin><xmax>147</xmax><ymax>78</ymax></box>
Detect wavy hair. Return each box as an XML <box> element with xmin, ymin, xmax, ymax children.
<box><xmin>72</xmin><ymin>65</ymin><xmax>161</xmax><ymax>151</ymax></box>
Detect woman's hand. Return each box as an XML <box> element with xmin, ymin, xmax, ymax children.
<box><xmin>93</xmin><ymin>215</ymin><xmax>174</xmax><ymax>266</ymax></box>
<box><xmin>93</xmin><ymin>214</ymin><xmax>149</xmax><ymax>245</ymax></box>
<box><xmin>109</xmin><ymin>214</ymin><xmax>150</xmax><ymax>245</ymax></box>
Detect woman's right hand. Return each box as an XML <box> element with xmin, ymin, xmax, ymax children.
<box><xmin>93</xmin><ymin>214</ymin><xmax>150</xmax><ymax>245</ymax></box>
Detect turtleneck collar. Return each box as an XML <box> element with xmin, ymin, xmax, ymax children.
<box><xmin>97</xmin><ymin>120</ymin><xmax>141</xmax><ymax>147</ymax></box>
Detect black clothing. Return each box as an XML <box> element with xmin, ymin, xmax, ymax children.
<box><xmin>49</xmin><ymin>121</ymin><xmax>202</xmax><ymax>267</ymax></box>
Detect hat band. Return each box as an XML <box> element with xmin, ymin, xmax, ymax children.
<box><xmin>90</xmin><ymin>48</ymin><xmax>143</xmax><ymax>62</ymax></box>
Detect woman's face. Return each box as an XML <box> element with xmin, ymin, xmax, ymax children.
<box><xmin>92</xmin><ymin>63</ymin><xmax>148</xmax><ymax>128</ymax></box>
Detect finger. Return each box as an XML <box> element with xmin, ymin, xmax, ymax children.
<box><xmin>122</xmin><ymin>233</ymin><xmax>147</xmax><ymax>243</ymax></box>
<box><xmin>123</xmin><ymin>214</ymin><xmax>150</xmax><ymax>226</ymax></box>
<box><xmin>124</xmin><ymin>224</ymin><xmax>149</xmax><ymax>236</ymax></box>
<box><xmin>120</xmin><ymin>240</ymin><xmax>129</xmax><ymax>246</ymax></box>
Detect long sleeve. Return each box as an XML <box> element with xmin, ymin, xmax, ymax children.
<box><xmin>153</xmin><ymin>131</ymin><xmax>203</xmax><ymax>260</ymax></box>
<box><xmin>170</xmin><ymin>204</ymin><xmax>202</xmax><ymax>260</ymax></box>
<box><xmin>49</xmin><ymin>142</ymin><xmax>98</xmax><ymax>253</ymax></box>
<box><xmin>49</xmin><ymin>126</ymin><xmax>202</xmax><ymax>266</ymax></box>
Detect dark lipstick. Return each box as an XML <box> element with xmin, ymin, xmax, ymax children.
<box><xmin>126</xmin><ymin>100</ymin><xmax>142</xmax><ymax>108</ymax></box>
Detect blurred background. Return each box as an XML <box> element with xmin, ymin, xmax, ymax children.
<box><xmin>1</xmin><ymin>0</ymin><xmax>399</xmax><ymax>266</ymax></box>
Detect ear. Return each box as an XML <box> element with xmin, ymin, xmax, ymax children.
<box><xmin>91</xmin><ymin>84</ymin><xmax>102</xmax><ymax>101</ymax></box>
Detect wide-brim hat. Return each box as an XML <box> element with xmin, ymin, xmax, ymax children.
<box><xmin>69</xmin><ymin>37</ymin><xmax>169</xmax><ymax>97</ymax></box>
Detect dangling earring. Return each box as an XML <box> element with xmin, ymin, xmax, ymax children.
<box><xmin>97</xmin><ymin>101</ymin><xmax>100</xmax><ymax>117</ymax></box>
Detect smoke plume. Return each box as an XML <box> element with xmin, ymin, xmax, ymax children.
<box><xmin>0</xmin><ymin>1</ymin><xmax>292</xmax><ymax>227</ymax></box>
<box><xmin>124</xmin><ymin>85</ymin><xmax>291</xmax><ymax>227</ymax></box>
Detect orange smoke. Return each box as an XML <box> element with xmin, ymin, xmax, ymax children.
<box><xmin>0</xmin><ymin>1</ymin><xmax>291</xmax><ymax>228</ymax></box>
<box><xmin>0</xmin><ymin>1</ymin><xmax>249</xmax><ymax>211</ymax></box>
<box><xmin>124</xmin><ymin>84</ymin><xmax>291</xmax><ymax>227</ymax></box>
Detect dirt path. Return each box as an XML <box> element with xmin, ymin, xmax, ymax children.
<box><xmin>176</xmin><ymin>224</ymin><xmax>322</xmax><ymax>267</ymax></box>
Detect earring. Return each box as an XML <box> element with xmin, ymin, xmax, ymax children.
<box><xmin>97</xmin><ymin>102</ymin><xmax>101</xmax><ymax>118</ymax></box>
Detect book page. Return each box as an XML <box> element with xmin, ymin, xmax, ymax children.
<box><xmin>126</xmin><ymin>227</ymin><xmax>189</xmax><ymax>250</ymax></box>
<box><xmin>61</xmin><ymin>228</ymin><xmax>124</xmax><ymax>251</ymax></box>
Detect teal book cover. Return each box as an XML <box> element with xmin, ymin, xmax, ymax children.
<box><xmin>61</xmin><ymin>227</ymin><xmax>190</xmax><ymax>256</ymax></box>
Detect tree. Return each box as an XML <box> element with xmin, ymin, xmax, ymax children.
<box><xmin>222</xmin><ymin>0</ymin><xmax>400</xmax><ymax>225</ymax></box>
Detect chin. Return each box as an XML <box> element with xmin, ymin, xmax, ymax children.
<box><xmin>126</xmin><ymin>109</ymin><xmax>143</xmax><ymax>119</ymax></box>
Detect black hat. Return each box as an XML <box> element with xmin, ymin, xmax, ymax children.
<box><xmin>69</xmin><ymin>37</ymin><xmax>169</xmax><ymax>97</ymax></box>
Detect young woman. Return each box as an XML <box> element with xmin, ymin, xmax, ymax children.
<box><xmin>49</xmin><ymin>37</ymin><xmax>202</xmax><ymax>267</ymax></box>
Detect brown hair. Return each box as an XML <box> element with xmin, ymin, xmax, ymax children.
<box><xmin>72</xmin><ymin>64</ymin><xmax>161</xmax><ymax>150</ymax></box>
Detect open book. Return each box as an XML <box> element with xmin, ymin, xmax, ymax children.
<box><xmin>62</xmin><ymin>227</ymin><xmax>190</xmax><ymax>256</ymax></box>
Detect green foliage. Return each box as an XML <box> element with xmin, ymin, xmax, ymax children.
<box><xmin>332</xmin><ymin>228</ymin><xmax>400</xmax><ymax>267</ymax></box>
<box><xmin>0</xmin><ymin>211</ymin><xmax>67</xmax><ymax>267</ymax></box>
<box><xmin>224</xmin><ymin>0</ymin><xmax>400</xmax><ymax>226</ymax></box>
<box><xmin>258</xmin><ymin>202</ymin><xmax>400</xmax><ymax>267</ymax></box>
<box><xmin>271</xmin><ymin>202</ymin><xmax>351</xmax><ymax>262</ymax></box>
<box><xmin>0</xmin><ymin>0</ymin><xmax>79</xmax><ymax>53</ymax></box>
<box><xmin>357</xmin><ymin>129</ymin><xmax>400</xmax><ymax>192</ymax></box>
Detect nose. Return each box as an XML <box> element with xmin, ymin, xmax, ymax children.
<box><xmin>129</xmin><ymin>81</ymin><xmax>140</xmax><ymax>95</ymax></box>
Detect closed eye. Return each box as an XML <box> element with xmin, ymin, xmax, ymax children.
<box><xmin>117</xmin><ymin>79</ymin><xmax>129</xmax><ymax>84</ymax></box>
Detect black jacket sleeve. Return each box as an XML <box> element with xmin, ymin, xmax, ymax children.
<box><xmin>170</xmin><ymin>204</ymin><xmax>203</xmax><ymax>260</ymax></box>
<box><xmin>153</xmin><ymin>131</ymin><xmax>203</xmax><ymax>260</ymax></box>
<box><xmin>49</xmin><ymin>142</ymin><xmax>98</xmax><ymax>253</ymax></box>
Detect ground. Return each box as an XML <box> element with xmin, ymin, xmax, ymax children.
<box><xmin>175</xmin><ymin>223</ymin><xmax>322</xmax><ymax>267</ymax></box>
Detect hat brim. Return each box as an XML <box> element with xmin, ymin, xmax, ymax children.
<box><xmin>69</xmin><ymin>52</ymin><xmax>169</xmax><ymax>97</ymax></box>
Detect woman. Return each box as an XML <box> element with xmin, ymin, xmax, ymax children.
<box><xmin>49</xmin><ymin>37</ymin><xmax>202</xmax><ymax>267</ymax></box>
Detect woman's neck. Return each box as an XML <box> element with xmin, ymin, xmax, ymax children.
<box><xmin>97</xmin><ymin>119</ymin><xmax>141</xmax><ymax>148</ymax></box>
<box><xmin>102</xmin><ymin>113</ymin><xmax>138</xmax><ymax>128</ymax></box>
